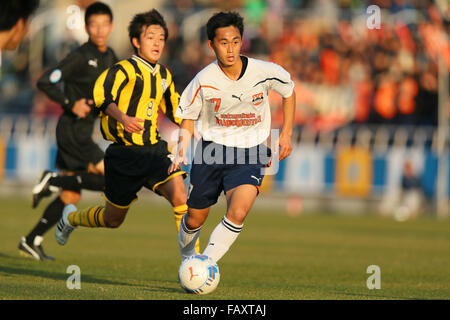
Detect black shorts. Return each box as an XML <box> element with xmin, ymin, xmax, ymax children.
<box><xmin>103</xmin><ymin>140</ymin><xmax>187</xmax><ymax>208</ymax></box>
<box><xmin>55</xmin><ymin>114</ymin><xmax>104</xmax><ymax>171</ymax></box>
<box><xmin>187</xmin><ymin>140</ymin><xmax>271</xmax><ymax>210</ymax></box>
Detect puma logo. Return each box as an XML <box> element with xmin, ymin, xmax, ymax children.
<box><xmin>251</xmin><ymin>175</ymin><xmax>261</xmax><ymax>184</ymax></box>
<box><xmin>88</xmin><ymin>59</ymin><xmax>98</xmax><ymax>68</ymax></box>
<box><xmin>189</xmin><ymin>267</ymin><xmax>199</xmax><ymax>281</ymax></box>
<box><xmin>232</xmin><ymin>93</ymin><xmax>243</xmax><ymax>101</ymax></box>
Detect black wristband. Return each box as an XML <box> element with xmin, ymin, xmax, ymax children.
<box><xmin>62</xmin><ymin>98</ymin><xmax>74</xmax><ymax>113</ymax></box>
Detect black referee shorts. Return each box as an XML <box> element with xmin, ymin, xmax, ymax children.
<box><xmin>103</xmin><ymin>140</ymin><xmax>187</xmax><ymax>208</ymax></box>
<box><xmin>55</xmin><ymin>114</ymin><xmax>104</xmax><ymax>171</ymax></box>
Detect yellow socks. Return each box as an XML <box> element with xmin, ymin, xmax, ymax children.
<box><xmin>173</xmin><ymin>204</ymin><xmax>200</xmax><ymax>254</ymax></box>
<box><xmin>67</xmin><ymin>204</ymin><xmax>200</xmax><ymax>254</ymax></box>
<box><xmin>68</xmin><ymin>206</ymin><xmax>106</xmax><ymax>228</ymax></box>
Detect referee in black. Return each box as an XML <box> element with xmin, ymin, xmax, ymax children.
<box><xmin>19</xmin><ymin>2</ymin><xmax>118</xmax><ymax>260</ymax></box>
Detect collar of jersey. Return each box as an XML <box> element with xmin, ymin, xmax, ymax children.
<box><xmin>86</xmin><ymin>40</ymin><xmax>109</xmax><ymax>55</ymax></box>
<box><xmin>214</xmin><ymin>55</ymin><xmax>249</xmax><ymax>82</ymax></box>
<box><xmin>132</xmin><ymin>55</ymin><xmax>159</xmax><ymax>76</ymax></box>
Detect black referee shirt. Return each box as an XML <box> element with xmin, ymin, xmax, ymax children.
<box><xmin>37</xmin><ymin>40</ymin><xmax>118</xmax><ymax>120</ymax></box>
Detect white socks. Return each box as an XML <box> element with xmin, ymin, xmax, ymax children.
<box><xmin>178</xmin><ymin>215</ymin><xmax>202</xmax><ymax>261</ymax></box>
<box><xmin>179</xmin><ymin>214</ymin><xmax>244</xmax><ymax>263</ymax></box>
<box><xmin>202</xmin><ymin>216</ymin><xmax>243</xmax><ymax>263</ymax></box>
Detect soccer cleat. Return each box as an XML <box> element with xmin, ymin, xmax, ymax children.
<box><xmin>18</xmin><ymin>237</ymin><xmax>55</xmax><ymax>261</ymax></box>
<box><xmin>55</xmin><ymin>204</ymin><xmax>77</xmax><ymax>245</ymax></box>
<box><xmin>32</xmin><ymin>170</ymin><xmax>58</xmax><ymax>209</ymax></box>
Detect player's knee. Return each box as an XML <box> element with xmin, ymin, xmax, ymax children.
<box><xmin>185</xmin><ymin>214</ymin><xmax>205</xmax><ymax>230</ymax></box>
<box><xmin>170</xmin><ymin>192</ymin><xmax>187</xmax><ymax>208</ymax></box>
<box><xmin>158</xmin><ymin>177</ymin><xmax>187</xmax><ymax>207</ymax></box>
<box><xmin>226</xmin><ymin>208</ymin><xmax>248</xmax><ymax>225</ymax></box>
<box><xmin>103</xmin><ymin>203</ymin><xmax>128</xmax><ymax>228</ymax></box>
<box><xmin>102</xmin><ymin>211</ymin><xmax>124</xmax><ymax>228</ymax></box>
<box><xmin>60</xmin><ymin>191</ymin><xmax>81</xmax><ymax>204</ymax></box>
<box><xmin>103</xmin><ymin>217</ymin><xmax>123</xmax><ymax>228</ymax></box>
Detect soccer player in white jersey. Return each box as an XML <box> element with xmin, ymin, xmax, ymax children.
<box><xmin>168</xmin><ymin>11</ymin><xmax>295</xmax><ymax>263</ymax></box>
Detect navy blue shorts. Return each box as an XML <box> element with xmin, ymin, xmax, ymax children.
<box><xmin>187</xmin><ymin>140</ymin><xmax>271</xmax><ymax>210</ymax></box>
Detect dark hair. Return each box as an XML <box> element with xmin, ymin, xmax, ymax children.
<box><xmin>0</xmin><ymin>0</ymin><xmax>39</xmax><ymax>31</ymax></box>
<box><xmin>85</xmin><ymin>2</ymin><xmax>113</xmax><ymax>25</ymax></box>
<box><xmin>128</xmin><ymin>9</ymin><xmax>168</xmax><ymax>54</ymax></box>
<box><xmin>206</xmin><ymin>11</ymin><xmax>244</xmax><ymax>41</ymax></box>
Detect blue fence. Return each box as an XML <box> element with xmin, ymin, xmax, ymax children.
<box><xmin>0</xmin><ymin>116</ymin><xmax>449</xmax><ymax>199</ymax></box>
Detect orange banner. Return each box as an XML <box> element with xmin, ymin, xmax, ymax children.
<box><xmin>336</xmin><ymin>147</ymin><xmax>372</xmax><ymax>197</ymax></box>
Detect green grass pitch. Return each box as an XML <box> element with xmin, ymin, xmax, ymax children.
<box><xmin>0</xmin><ymin>194</ymin><xmax>449</xmax><ymax>300</ymax></box>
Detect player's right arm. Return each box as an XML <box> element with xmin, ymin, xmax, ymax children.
<box><xmin>36</xmin><ymin>50</ymin><xmax>91</xmax><ymax>117</ymax></box>
<box><xmin>168</xmin><ymin>76</ymin><xmax>203</xmax><ymax>174</ymax></box>
<box><xmin>168</xmin><ymin>119</ymin><xmax>195</xmax><ymax>174</ymax></box>
<box><xmin>103</xmin><ymin>102</ymin><xmax>144</xmax><ymax>134</ymax></box>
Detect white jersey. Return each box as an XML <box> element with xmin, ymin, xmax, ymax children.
<box><xmin>176</xmin><ymin>57</ymin><xmax>294</xmax><ymax>148</ymax></box>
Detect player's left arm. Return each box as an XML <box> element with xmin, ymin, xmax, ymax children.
<box><xmin>161</xmin><ymin>79</ymin><xmax>183</xmax><ymax>126</ymax></box>
<box><xmin>278</xmin><ymin>91</ymin><xmax>296</xmax><ymax>161</ymax></box>
<box><xmin>266</xmin><ymin>62</ymin><xmax>296</xmax><ymax>161</ymax></box>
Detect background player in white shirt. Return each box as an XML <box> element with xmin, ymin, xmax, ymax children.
<box><xmin>169</xmin><ymin>11</ymin><xmax>295</xmax><ymax>263</ymax></box>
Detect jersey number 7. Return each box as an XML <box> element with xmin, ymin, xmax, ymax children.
<box><xmin>211</xmin><ymin>98</ymin><xmax>221</xmax><ymax>112</ymax></box>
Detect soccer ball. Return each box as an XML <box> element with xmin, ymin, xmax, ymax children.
<box><xmin>178</xmin><ymin>254</ymin><xmax>220</xmax><ymax>294</ymax></box>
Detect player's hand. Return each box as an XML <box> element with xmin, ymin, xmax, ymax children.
<box><xmin>275</xmin><ymin>132</ymin><xmax>293</xmax><ymax>161</ymax></box>
<box><xmin>121</xmin><ymin>115</ymin><xmax>145</xmax><ymax>134</ymax></box>
<box><xmin>72</xmin><ymin>99</ymin><xmax>93</xmax><ymax>118</ymax></box>
<box><xmin>168</xmin><ymin>154</ymin><xmax>188</xmax><ymax>174</ymax></box>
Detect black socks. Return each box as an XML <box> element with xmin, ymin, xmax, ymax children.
<box><xmin>49</xmin><ymin>172</ymin><xmax>105</xmax><ymax>192</ymax></box>
<box><xmin>26</xmin><ymin>197</ymin><xmax>65</xmax><ymax>243</ymax></box>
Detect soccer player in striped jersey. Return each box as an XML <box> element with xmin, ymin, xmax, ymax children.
<box><xmin>169</xmin><ymin>11</ymin><xmax>295</xmax><ymax>263</ymax></box>
<box><xmin>54</xmin><ymin>9</ymin><xmax>199</xmax><ymax>253</ymax></box>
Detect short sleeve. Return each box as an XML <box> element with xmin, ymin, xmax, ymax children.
<box><xmin>265</xmin><ymin>62</ymin><xmax>295</xmax><ymax>98</ymax></box>
<box><xmin>93</xmin><ymin>63</ymin><xmax>128</xmax><ymax>116</ymax></box>
<box><xmin>161</xmin><ymin>68</ymin><xmax>183</xmax><ymax>125</ymax></box>
<box><xmin>176</xmin><ymin>76</ymin><xmax>203</xmax><ymax>120</ymax></box>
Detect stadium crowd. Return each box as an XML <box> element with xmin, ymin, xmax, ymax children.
<box><xmin>0</xmin><ymin>0</ymin><xmax>448</xmax><ymax>132</ymax></box>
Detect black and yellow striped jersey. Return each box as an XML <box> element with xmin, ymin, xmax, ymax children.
<box><xmin>93</xmin><ymin>54</ymin><xmax>182</xmax><ymax>146</ymax></box>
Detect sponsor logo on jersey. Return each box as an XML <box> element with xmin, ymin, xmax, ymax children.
<box><xmin>252</xmin><ymin>92</ymin><xmax>264</xmax><ymax>106</ymax></box>
<box><xmin>215</xmin><ymin>113</ymin><xmax>262</xmax><ymax>127</ymax></box>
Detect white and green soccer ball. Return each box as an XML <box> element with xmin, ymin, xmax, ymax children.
<box><xmin>178</xmin><ymin>254</ymin><xmax>220</xmax><ymax>295</ymax></box>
